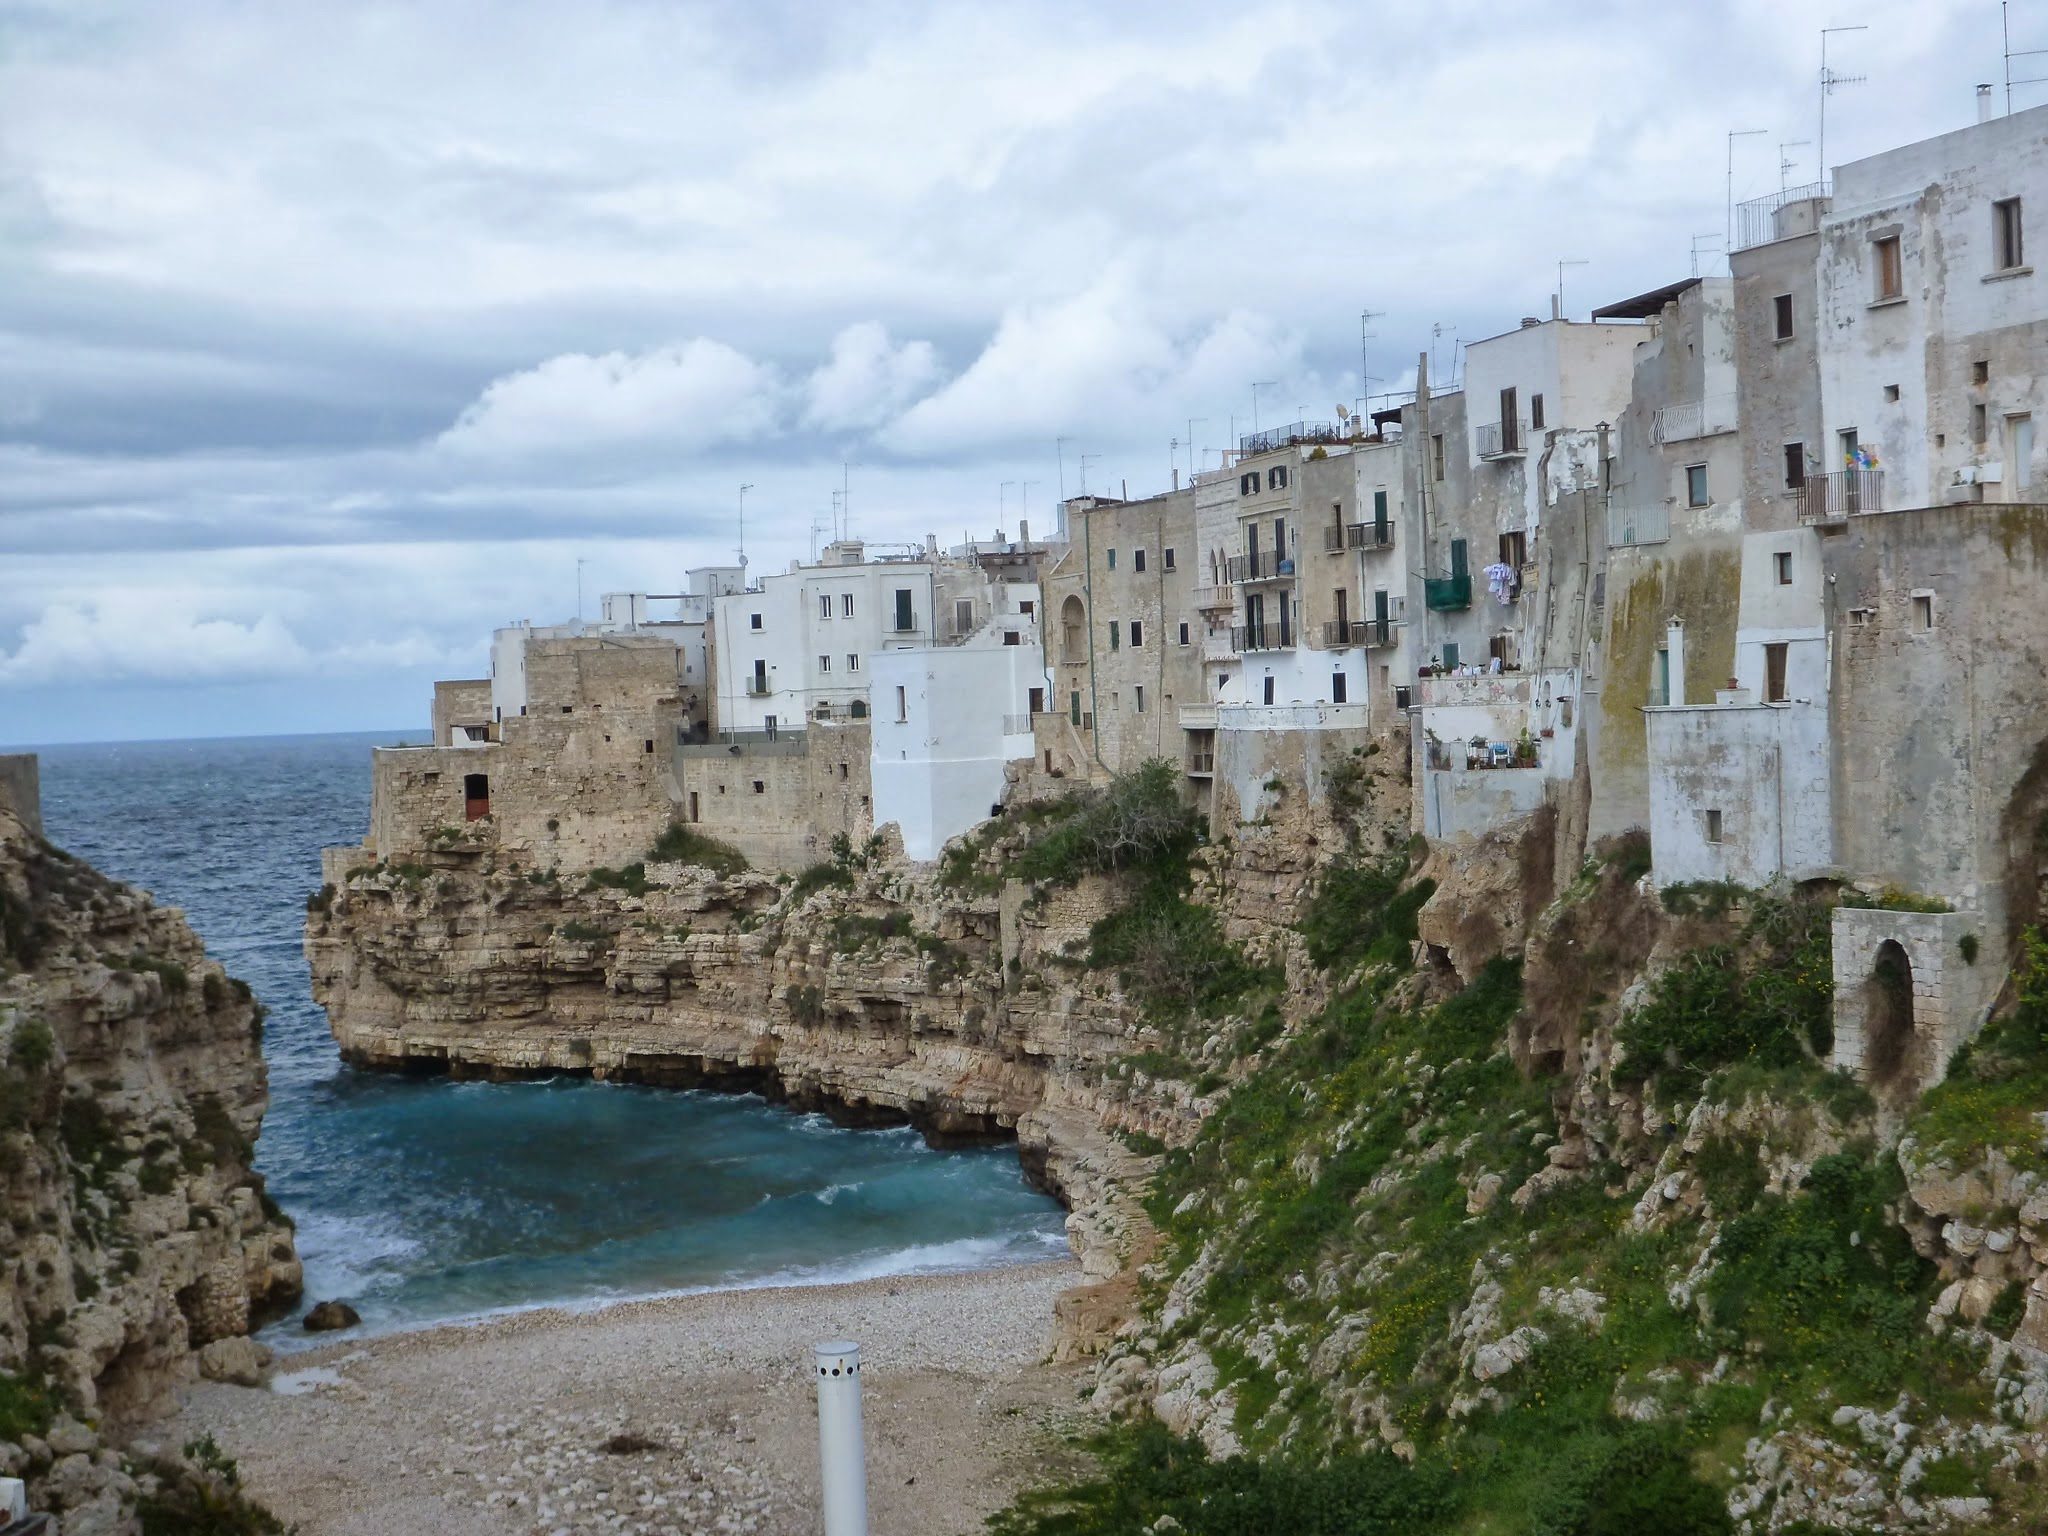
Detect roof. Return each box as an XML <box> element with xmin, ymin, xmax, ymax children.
<box><xmin>1591</xmin><ymin>277</ymin><xmax>1700</xmax><ymax>321</ymax></box>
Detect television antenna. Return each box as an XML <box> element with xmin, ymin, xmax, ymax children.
<box><xmin>1725</xmin><ymin>128</ymin><xmax>1767</xmax><ymax>253</ymax></box>
<box><xmin>1690</xmin><ymin>234</ymin><xmax>1723</xmax><ymax>278</ymax></box>
<box><xmin>1779</xmin><ymin>139</ymin><xmax>1812</xmax><ymax>193</ymax></box>
<box><xmin>2006</xmin><ymin>3</ymin><xmax>2048</xmax><ymax>111</ymax></box>
<box><xmin>1020</xmin><ymin>480</ymin><xmax>1038</xmax><ymax>530</ymax></box>
<box><xmin>1055</xmin><ymin>437</ymin><xmax>1072</xmax><ymax>501</ymax></box>
<box><xmin>1186</xmin><ymin>418</ymin><xmax>1206</xmax><ymax>480</ymax></box>
<box><xmin>1249</xmin><ymin>381</ymin><xmax>1277</xmax><ymax>436</ymax></box>
<box><xmin>1818</xmin><ymin>25</ymin><xmax>1868</xmax><ymax>187</ymax></box>
<box><xmin>1077</xmin><ymin>454</ymin><xmax>1101</xmax><ymax>496</ymax></box>
<box><xmin>1359</xmin><ymin>307</ymin><xmax>1386</xmax><ymax>403</ymax></box>
<box><xmin>737</xmin><ymin>483</ymin><xmax>754</xmax><ymax>568</ymax></box>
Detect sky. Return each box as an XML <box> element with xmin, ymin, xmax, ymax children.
<box><xmin>0</xmin><ymin>0</ymin><xmax>2027</xmax><ymax>744</ymax></box>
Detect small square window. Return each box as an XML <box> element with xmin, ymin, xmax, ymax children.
<box><xmin>1995</xmin><ymin>197</ymin><xmax>2025</xmax><ymax>271</ymax></box>
<box><xmin>1163</xmin><ymin>548</ymin><xmax>1176</xmax><ymax>570</ymax></box>
<box><xmin>1914</xmin><ymin>593</ymin><xmax>1935</xmax><ymax>630</ymax></box>
<box><xmin>1704</xmin><ymin>808</ymin><xmax>1723</xmax><ymax>844</ymax></box>
<box><xmin>1134</xmin><ymin>548</ymin><xmax>1147</xmax><ymax>573</ymax></box>
<box><xmin>1973</xmin><ymin>359</ymin><xmax>1990</xmax><ymax>385</ymax></box>
<box><xmin>1774</xmin><ymin>551</ymin><xmax>1792</xmax><ymax>585</ymax></box>
<box><xmin>751</xmin><ymin>780</ymin><xmax>765</xmax><ymax>794</ymax></box>
<box><xmin>1884</xmin><ymin>384</ymin><xmax>1900</xmax><ymax>403</ymax></box>
<box><xmin>1773</xmin><ymin>293</ymin><xmax>1794</xmax><ymax>339</ymax></box>
<box><xmin>1685</xmin><ymin>464</ymin><xmax>1710</xmax><ymax>507</ymax></box>
<box><xmin>1849</xmin><ymin>607</ymin><xmax>1873</xmax><ymax>626</ymax></box>
<box><xmin>1130</xmin><ymin>620</ymin><xmax>1143</xmax><ymax>647</ymax></box>
<box><xmin>750</xmin><ymin>613</ymin><xmax>763</xmax><ymax>630</ymax></box>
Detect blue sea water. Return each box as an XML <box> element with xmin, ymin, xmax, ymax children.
<box><xmin>31</xmin><ymin>733</ymin><xmax>1068</xmax><ymax>1342</ymax></box>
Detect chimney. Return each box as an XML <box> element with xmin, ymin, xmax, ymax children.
<box><xmin>1979</xmin><ymin>83</ymin><xmax>1996</xmax><ymax>123</ymax></box>
<box><xmin>1019</xmin><ymin>518</ymin><xmax>1029</xmax><ymax>542</ymax></box>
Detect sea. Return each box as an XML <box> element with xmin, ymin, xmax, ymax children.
<box><xmin>31</xmin><ymin>732</ymin><xmax>1069</xmax><ymax>1344</ymax></box>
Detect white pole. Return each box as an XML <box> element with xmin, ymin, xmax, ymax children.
<box><xmin>813</xmin><ymin>1340</ymin><xmax>868</xmax><ymax>1536</ymax></box>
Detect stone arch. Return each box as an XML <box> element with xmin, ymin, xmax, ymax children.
<box><xmin>1059</xmin><ymin>595</ymin><xmax>1087</xmax><ymax>664</ymax></box>
<box><xmin>1862</xmin><ymin>939</ymin><xmax>1916</xmax><ymax>1100</ymax></box>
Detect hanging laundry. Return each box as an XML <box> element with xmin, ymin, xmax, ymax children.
<box><xmin>1483</xmin><ymin>561</ymin><xmax>1517</xmax><ymax>605</ymax></box>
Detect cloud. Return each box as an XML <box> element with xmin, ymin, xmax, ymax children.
<box><xmin>0</xmin><ymin>601</ymin><xmax>309</xmax><ymax>686</ymax></box>
<box><xmin>435</xmin><ymin>339</ymin><xmax>783</xmax><ymax>459</ymax></box>
<box><xmin>803</xmin><ymin>323</ymin><xmax>939</xmax><ymax>432</ymax></box>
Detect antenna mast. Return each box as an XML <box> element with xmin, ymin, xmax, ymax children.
<box><xmin>1818</xmin><ymin>25</ymin><xmax>1869</xmax><ymax>189</ymax></box>
<box><xmin>737</xmin><ymin>483</ymin><xmax>754</xmax><ymax>569</ymax></box>
<box><xmin>1359</xmin><ymin>308</ymin><xmax>1385</xmax><ymax>406</ymax></box>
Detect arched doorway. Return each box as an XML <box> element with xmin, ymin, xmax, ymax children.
<box><xmin>1060</xmin><ymin>595</ymin><xmax>1087</xmax><ymax>664</ymax></box>
<box><xmin>1863</xmin><ymin>939</ymin><xmax>1915</xmax><ymax>1100</ymax></box>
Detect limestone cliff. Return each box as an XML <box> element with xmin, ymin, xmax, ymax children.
<box><xmin>0</xmin><ymin>803</ymin><xmax>301</xmax><ymax>1527</ymax></box>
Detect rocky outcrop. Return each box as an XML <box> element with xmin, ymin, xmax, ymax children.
<box><xmin>0</xmin><ymin>803</ymin><xmax>301</xmax><ymax>1525</ymax></box>
<box><xmin>307</xmin><ymin>842</ymin><xmax>1185</xmax><ymax>1342</ymax></box>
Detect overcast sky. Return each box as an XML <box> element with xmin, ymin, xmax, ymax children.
<box><xmin>0</xmin><ymin>0</ymin><xmax>2022</xmax><ymax>744</ymax></box>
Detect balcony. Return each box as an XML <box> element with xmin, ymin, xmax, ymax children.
<box><xmin>1230</xmin><ymin>624</ymin><xmax>1294</xmax><ymax>654</ymax></box>
<box><xmin>1796</xmin><ymin>469</ymin><xmax>1884</xmax><ymax>523</ymax></box>
<box><xmin>1734</xmin><ymin>181</ymin><xmax>1830</xmax><ymax>252</ymax></box>
<box><xmin>1177</xmin><ymin>703</ymin><xmax>1218</xmax><ymax>730</ymax></box>
<box><xmin>1189</xmin><ymin>584</ymin><xmax>1235</xmax><ymax>612</ymax></box>
<box><xmin>1187</xmin><ymin>751</ymin><xmax>1215</xmax><ymax>777</ymax></box>
<box><xmin>1322</xmin><ymin>524</ymin><xmax>1346</xmax><ymax>553</ymax></box>
<box><xmin>746</xmin><ymin>681</ymin><xmax>773</xmax><ymax>697</ymax></box>
<box><xmin>1475</xmin><ymin>419</ymin><xmax>1528</xmax><ymax>460</ymax></box>
<box><xmin>1316</xmin><ymin>618</ymin><xmax>1397</xmax><ymax>650</ymax></box>
<box><xmin>1226</xmin><ymin>551</ymin><xmax>1294</xmax><ymax>583</ymax></box>
<box><xmin>1348</xmin><ymin>521</ymin><xmax>1394</xmax><ymax>551</ymax></box>
<box><xmin>1237</xmin><ymin>420</ymin><xmax>1346</xmax><ymax>454</ymax></box>
<box><xmin>1424</xmin><ymin>574</ymin><xmax>1472</xmax><ymax>611</ymax></box>
<box><xmin>1651</xmin><ymin>393</ymin><xmax>1738</xmax><ymax>444</ymax></box>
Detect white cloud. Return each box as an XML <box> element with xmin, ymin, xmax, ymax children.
<box><xmin>803</xmin><ymin>323</ymin><xmax>939</xmax><ymax>432</ymax></box>
<box><xmin>0</xmin><ymin>601</ymin><xmax>309</xmax><ymax>686</ymax></box>
<box><xmin>436</xmin><ymin>340</ymin><xmax>783</xmax><ymax>459</ymax></box>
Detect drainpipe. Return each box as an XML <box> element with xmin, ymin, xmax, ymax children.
<box><xmin>813</xmin><ymin>1341</ymin><xmax>868</xmax><ymax>1536</ymax></box>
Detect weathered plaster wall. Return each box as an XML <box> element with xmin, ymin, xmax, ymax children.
<box><xmin>1826</xmin><ymin>504</ymin><xmax>2048</xmax><ymax>947</ymax></box>
<box><xmin>1732</xmin><ymin>228</ymin><xmax>1824</xmax><ymax>531</ymax></box>
<box><xmin>1646</xmin><ymin>702</ymin><xmax>1831</xmax><ymax>887</ymax></box>
<box><xmin>1210</xmin><ymin>709</ymin><xmax>1373</xmax><ymax>827</ymax></box>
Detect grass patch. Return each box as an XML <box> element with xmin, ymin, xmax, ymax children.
<box><xmin>1913</xmin><ymin>926</ymin><xmax>2048</xmax><ymax>1171</ymax></box>
<box><xmin>585</xmin><ymin>862</ymin><xmax>650</xmax><ymax>896</ymax></box>
<box><xmin>648</xmin><ymin>823</ymin><xmax>749</xmax><ymax>877</ymax></box>
<box><xmin>1297</xmin><ymin>855</ymin><xmax>1432</xmax><ymax>974</ymax></box>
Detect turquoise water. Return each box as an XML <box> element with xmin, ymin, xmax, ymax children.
<box><xmin>32</xmin><ymin>734</ymin><xmax>1068</xmax><ymax>1340</ymax></box>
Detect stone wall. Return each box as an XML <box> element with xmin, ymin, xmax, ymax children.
<box><xmin>672</xmin><ymin>722</ymin><xmax>872</xmax><ymax>872</ymax></box>
<box><xmin>0</xmin><ymin>753</ymin><xmax>40</xmax><ymax>838</ymax></box>
<box><xmin>1830</xmin><ymin>905</ymin><xmax>2000</xmax><ymax>1099</ymax></box>
<box><xmin>431</xmin><ymin>679</ymin><xmax>494</xmax><ymax>745</ymax></box>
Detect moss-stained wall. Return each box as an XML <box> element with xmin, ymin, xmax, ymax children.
<box><xmin>1589</xmin><ymin>540</ymin><xmax>1740</xmax><ymax>838</ymax></box>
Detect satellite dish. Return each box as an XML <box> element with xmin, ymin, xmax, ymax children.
<box><xmin>1335</xmin><ymin>403</ymin><xmax>1351</xmax><ymax>422</ymax></box>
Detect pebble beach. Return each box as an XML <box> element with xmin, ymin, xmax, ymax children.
<box><xmin>153</xmin><ymin>1261</ymin><xmax>1091</xmax><ymax>1536</ymax></box>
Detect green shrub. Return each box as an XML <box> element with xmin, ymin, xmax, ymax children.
<box><xmin>788</xmin><ymin>861</ymin><xmax>854</xmax><ymax>903</ymax></box>
<box><xmin>305</xmin><ymin>884</ymin><xmax>336</xmax><ymax>914</ymax></box>
<box><xmin>9</xmin><ymin>1017</ymin><xmax>54</xmax><ymax>1073</ymax></box>
<box><xmin>585</xmin><ymin>862</ymin><xmax>650</xmax><ymax>896</ymax></box>
<box><xmin>0</xmin><ymin>1369</ymin><xmax>53</xmax><ymax>1442</ymax></box>
<box><xmin>1914</xmin><ymin>926</ymin><xmax>2048</xmax><ymax>1168</ymax></box>
<box><xmin>1600</xmin><ymin>829</ymin><xmax>1653</xmax><ymax>885</ymax></box>
<box><xmin>0</xmin><ymin>880</ymin><xmax>51</xmax><ymax>970</ymax></box>
<box><xmin>1008</xmin><ymin>761</ymin><xmax>1199</xmax><ymax>887</ymax></box>
<box><xmin>648</xmin><ymin>823</ymin><xmax>749</xmax><ymax>877</ymax></box>
<box><xmin>557</xmin><ymin>920</ymin><xmax>612</xmax><ymax>946</ymax></box>
<box><xmin>190</xmin><ymin>1094</ymin><xmax>253</xmax><ymax>1167</ymax></box>
<box><xmin>1087</xmin><ymin>875</ymin><xmax>1274</xmax><ymax>1025</ymax></box>
<box><xmin>1658</xmin><ymin>879</ymin><xmax>1750</xmax><ymax>919</ymax></box>
<box><xmin>131</xmin><ymin>953</ymin><xmax>189</xmax><ymax>993</ymax></box>
<box><xmin>1839</xmin><ymin>886</ymin><xmax>1953</xmax><ymax>913</ymax></box>
<box><xmin>1298</xmin><ymin>856</ymin><xmax>1432</xmax><ymax>974</ymax></box>
<box><xmin>1986</xmin><ymin>1281</ymin><xmax>2027</xmax><ymax>1337</ymax></box>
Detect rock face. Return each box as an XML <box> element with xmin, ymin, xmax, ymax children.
<box><xmin>307</xmin><ymin>843</ymin><xmax>1184</xmax><ymax>1341</ymax></box>
<box><xmin>0</xmin><ymin>803</ymin><xmax>301</xmax><ymax>1434</ymax></box>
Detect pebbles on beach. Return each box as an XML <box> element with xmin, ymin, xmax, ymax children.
<box><xmin>159</xmin><ymin>1262</ymin><xmax>1089</xmax><ymax>1536</ymax></box>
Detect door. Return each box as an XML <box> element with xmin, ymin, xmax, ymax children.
<box><xmin>2010</xmin><ymin>414</ymin><xmax>2035</xmax><ymax>497</ymax></box>
<box><xmin>1246</xmin><ymin>592</ymin><xmax>1265</xmax><ymax>648</ymax></box>
<box><xmin>1373</xmin><ymin>489</ymin><xmax>1389</xmax><ymax>541</ymax></box>
<box><xmin>1450</xmin><ymin>538</ymin><xmax>1468</xmax><ymax>581</ymax></box>
<box><xmin>1334</xmin><ymin>588</ymin><xmax>1349</xmax><ymax>637</ymax></box>
<box><xmin>752</xmin><ymin>659</ymin><xmax>767</xmax><ymax>694</ymax></box>
<box><xmin>894</xmin><ymin>588</ymin><xmax>914</xmax><ymax>632</ymax></box>
<box><xmin>1839</xmin><ymin>430</ymin><xmax>1862</xmax><ymax>513</ymax></box>
<box><xmin>1374</xmin><ymin>588</ymin><xmax>1390</xmax><ymax>644</ymax></box>
<box><xmin>1262</xmin><ymin>675</ymin><xmax>1275</xmax><ymax>705</ymax></box>
<box><xmin>1246</xmin><ymin>522</ymin><xmax>1260</xmax><ymax>579</ymax></box>
<box><xmin>1273</xmin><ymin>518</ymin><xmax>1286</xmax><ymax>573</ymax></box>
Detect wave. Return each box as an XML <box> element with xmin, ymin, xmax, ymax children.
<box><xmin>814</xmin><ymin>1182</ymin><xmax>863</xmax><ymax>1204</ymax></box>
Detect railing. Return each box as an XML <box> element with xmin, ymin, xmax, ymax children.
<box><xmin>1319</xmin><ymin>619</ymin><xmax>1355</xmax><ymax>648</ymax></box>
<box><xmin>1797</xmin><ymin>469</ymin><xmax>1884</xmax><ymax>523</ymax></box>
<box><xmin>1230</xmin><ymin>624</ymin><xmax>1293</xmax><ymax>653</ymax></box>
<box><xmin>1318</xmin><ymin>618</ymin><xmax>1395</xmax><ymax>649</ymax></box>
<box><xmin>1001</xmin><ymin>713</ymin><xmax>1032</xmax><ymax>735</ymax></box>
<box><xmin>1652</xmin><ymin>394</ymin><xmax>1738</xmax><ymax>444</ymax></box>
<box><xmin>746</xmin><ymin>681</ymin><xmax>773</xmax><ymax>696</ymax></box>
<box><xmin>1349</xmin><ymin>520</ymin><xmax>1393</xmax><ymax>550</ymax></box>
<box><xmin>1608</xmin><ymin>502</ymin><xmax>1670</xmax><ymax>547</ymax></box>
<box><xmin>1225</xmin><ymin>551</ymin><xmax>1294</xmax><ymax>582</ymax></box>
<box><xmin>1190</xmin><ymin>584</ymin><xmax>1234</xmax><ymax>610</ymax></box>
<box><xmin>1475</xmin><ymin>420</ymin><xmax>1527</xmax><ymax>459</ymax></box>
<box><xmin>1237</xmin><ymin>420</ymin><xmax>1345</xmax><ymax>454</ymax></box>
<box><xmin>1423</xmin><ymin>574</ymin><xmax>1471</xmax><ymax>611</ymax></box>
<box><xmin>1734</xmin><ymin>181</ymin><xmax>1830</xmax><ymax>252</ymax></box>
<box><xmin>1187</xmin><ymin>751</ymin><xmax>1215</xmax><ymax>776</ymax></box>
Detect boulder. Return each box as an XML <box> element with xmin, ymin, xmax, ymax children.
<box><xmin>302</xmin><ymin>1300</ymin><xmax>362</xmax><ymax>1333</ymax></box>
<box><xmin>197</xmin><ymin>1336</ymin><xmax>274</xmax><ymax>1386</ymax></box>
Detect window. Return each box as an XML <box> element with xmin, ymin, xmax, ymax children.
<box><xmin>1108</xmin><ymin>621</ymin><xmax>1119</xmax><ymax>652</ymax></box>
<box><xmin>1914</xmin><ymin>593</ymin><xmax>1935</xmax><ymax>630</ymax></box>
<box><xmin>1995</xmin><ymin>197</ymin><xmax>2025</xmax><ymax>270</ymax></box>
<box><xmin>1029</xmin><ymin>687</ymin><xmax>1043</xmax><ymax>714</ymax></box>
<box><xmin>1003</xmin><ymin>630</ymin><xmax>1020</xmax><ymax>646</ymax></box>
<box><xmin>750</xmin><ymin>612</ymin><xmax>763</xmax><ymax>630</ymax></box>
<box><xmin>1652</xmin><ymin>646</ymin><xmax>1670</xmax><ymax>707</ymax></box>
<box><xmin>1873</xmin><ymin>235</ymin><xmax>1902</xmax><ymax>301</ymax></box>
<box><xmin>1020</xmin><ymin>599</ymin><xmax>1034</xmax><ymax>617</ymax></box>
<box><xmin>561</xmin><ymin>704</ymin><xmax>573</xmax><ymax>714</ymax></box>
<box><xmin>1499</xmin><ymin>529</ymin><xmax>1527</xmax><ymax>568</ymax></box>
<box><xmin>1784</xmin><ymin>442</ymin><xmax>1806</xmax><ymax>488</ymax></box>
<box><xmin>1704</xmin><ymin>809</ymin><xmax>1723</xmax><ymax>844</ymax></box>
<box><xmin>1177</xmin><ymin>621</ymin><xmax>1190</xmax><ymax>646</ymax></box>
<box><xmin>1240</xmin><ymin>472</ymin><xmax>1258</xmax><ymax>496</ymax></box>
<box><xmin>1431</xmin><ymin>433</ymin><xmax>1446</xmax><ymax>480</ymax></box>
<box><xmin>1974</xmin><ymin>359</ymin><xmax>1991</xmax><ymax>385</ymax></box>
<box><xmin>1069</xmin><ymin>691</ymin><xmax>1080</xmax><ymax>725</ymax></box>
<box><xmin>848</xmin><ymin>653</ymin><xmax>859</xmax><ymax>671</ymax></box>
<box><xmin>1135</xmin><ymin>685</ymin><xmax>1145</xmax><ymax>713</ymax></box>
<box><xmin>1685</xmin><ymin>464</ymin><xmax>1710</xmax><ymax>507</ymax></box>
<box><xmin>1773</xmin><ymin>551</ymin><xmax>1792</xmax><ymax>586</ymax></box>
<box><xmin>895</xmin><ymin>685</ymin><xmax>908</xmax><ymax>721</ymax></box>
<box><xmin>1764</xmin><ymin>642</ymin><xmax>1788</xmax><ymax>702</ymax></box>
<box><xmin>1499</xmin><ymin>386</ymin><xmax>1519</xmax><ymax>451</ymax></box>
<box><xmin>1331</xmin><ymin>671</ymin><xmax>1348</xmax><ymax>704</ymax></box>
<box><xmin>1849</xmin><ymin>607</ymin><xmax>1873</xmax><ymax>626</ymax></box>
<box><xmin>955</xmin><ymin>597</ymin><xmax>974</xmax><ymax>634</ymax></box>
<box><xmin>1530</xmin><ymin>393</ymin><xmax>1545</xmax><ymax>430</ymax></box>
<box><xmin>1163</xmin><ymin>548</ymin><xmax>1176</xmax><ymax>571</ymax></box>
<box><xmin>1107</xmin><ymin>548</ymin><xmax>1117</xmax><ymax>570</ymax></box>
<box><xmin>1442</xmin><ymin>641</ymin><xmax>1461</xmax><ymax>670</ymax></box>
<box><xmin>818</xmin><ymin>654</ymin><xmax>832</xmax><ymax>673</ymax></box>
<box><xmin>1773</xmin><ymin>293</ymin><xmax>1795</xmax><ymax>339</ymax></box>
<box><xmin>1129</xmin><ymin>621</ymin><xmax>1143</xmax><ymax>647</ymax></box>
<box><xmin>894</xmin><ymin>588</ymin><xmax>914</xmax><ymax>631</ymax></box>
<box><xmin>752</xmin><ymin>780</ymin><xmax>765</xmax><ymax>795</ymax></box>
<box><xmin>1268</xmin><ymin>466</ymin><xmax>1288</xmax><ymax>490</ymax></box>
<box><xmin>819</xmin><ymin>595</ymin><xmax>832</xmax><ymax>619</ymax></box>
<box><xmin>752</xmin><ymin>659</ymin><xmax>767</xmax><ymax>693</ymax></box>
<box><xmin>839</xmin><ymin>763</ymin><xmax>849</xmax><ymax>780</ymax></box>
<box><xmin>1884</xmin><ymin>384</ymin><xmax>1900</xmax><ymax>403</ymax></box>
<box><xmin>1973</xmin><ymin>402</ymin><xmax>1989</xmax><ymax>442</ymax></box>
<box><xmin>1134</xmin><ymin>548</ymin><xmax>1147</xmax><ymax>573</ymax></box>
<box><xmin>842</xmin><ymin>593</ymin><xmax>855</xmax><ymax>617</ymax></box>
<box><xmin>1262</xmin><ymin>675</ymin><xmax>1275</xmax><ymax>705</ymax></box>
